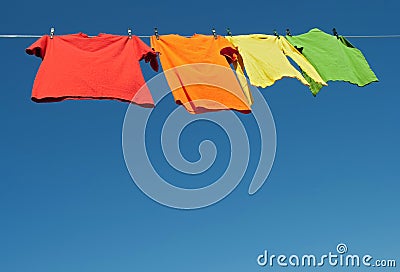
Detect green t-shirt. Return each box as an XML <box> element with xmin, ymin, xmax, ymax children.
<box><xmin>286</xmin><ymin>28</ymin><xmax>378</xmax><ymax>95</ymax></box>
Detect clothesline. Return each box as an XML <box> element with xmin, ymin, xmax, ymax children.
<box><xmin>1</xmin><ymin>34</ymin><xmax>400</xmax><ymax>38</ymax></box>
<box><xmin>24</xmin><ymin>28</ymin><xmax>379</xmax><ymax>111</ymax></box>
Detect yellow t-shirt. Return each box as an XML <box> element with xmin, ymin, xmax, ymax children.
<box><xmin>225</xmin><ymin>35</ymin><xmax>327</xmax><ymax>88</ymax></box>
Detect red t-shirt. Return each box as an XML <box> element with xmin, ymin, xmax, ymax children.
<box><xmin>26</xmin><ymin>33</ymin><xmax>158</xmax><ymax>106</ymax></box>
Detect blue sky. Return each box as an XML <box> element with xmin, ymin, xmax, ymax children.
<box><xmin>1</xmin><ymin>0</ymin><xmax>399</xmax><ymax>271</ymax></box>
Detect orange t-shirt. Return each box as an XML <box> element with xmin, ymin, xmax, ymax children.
<box><xmin>26</xmin><ymin>33</ymin><xmax>158</xmax><ymax>107</ymax></box>
<box><xmin>150</xmin><ymin>34</ymin><xmax>251</xmax><ymax>114</ymax></box>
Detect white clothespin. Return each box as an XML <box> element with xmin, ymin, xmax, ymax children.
<box><xmin>50</xmin><ymin>27</ymin><xmax>55</xmax><ymax>39</ymax></box>
<box><xmin>212</xmin><ymin>28</ymin><xmax>217</xmax><ymax>40</ymax></box>
<box><xmin>154</xmin><ymin>27</ymin><xmax>159</xmax><ymax>40</ymax></box>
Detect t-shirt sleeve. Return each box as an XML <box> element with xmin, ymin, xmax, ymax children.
<box><xmin>219</xmin><ymin>37</ymin><xmax>238</xmax><ymax>64</ymax></box>
<box><xmin>133</xmin><ymin>36</ymin><xmax>159</xmax><ymax>72</ymax></box>
<box><xmin>281</xmin><ymin>37</ymin><xmax>327</xmax><ymax>86</ymax></box>
<box><xmin>25</xmin><ymin>35</ymin><xmax>49</xmax><ymax>59</ymax></box>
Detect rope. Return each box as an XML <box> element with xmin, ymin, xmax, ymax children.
<box><xmin>0</xmin><ymin>35</ymin><xmax>42</xmax><ymax>38</ymax></box>
<box><xmin>0</xmin><ymin>34</ymin><xmax>155</xmax><ymax>38</ymax></box>
<box><xmin>1</xmin><ymin>34</ymin><xmax>400</xmax><ymax>39</ymax></box>
<box><xmin>342</xmin><ymin>35</ymin><xmax>400</xmax><ymax>38</ymax></box>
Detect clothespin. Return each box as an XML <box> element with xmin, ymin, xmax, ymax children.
<box><xmin>50</xmin><ymin>27</ymin><xmax>55</xmax><ymax>39</ymax></box>
<box><xmin>286</xmin><ymin>28</ymin><xmax>292</xmax><ymax>36</ymax></box>
<box><xmin>333</xmin><ymin>28</ymin><xmax>339</xmax><ymax>39</ymax></box>
<box><xmin>273</xmin><ymin>29</ymin><xmax>280</xmax><ymax>39</ymax></box>
<box><xmin>154</xmin><ymin>27</ymin><xmax>159</xmax><ymax>40</ymax></box>
<box><xmin>128</xmin><ymin>28</ymin><xmax>132</xmax><ymax>39</ymax></box>
<box><xmin>212</xmin><ymin>28</ymin><xmax>217</xmax><ymax>39</ymax></box>
<box><xmin>226</xmin><ymin>28</ymin><xmax>232</xmax><ymax>36</ymax></box>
